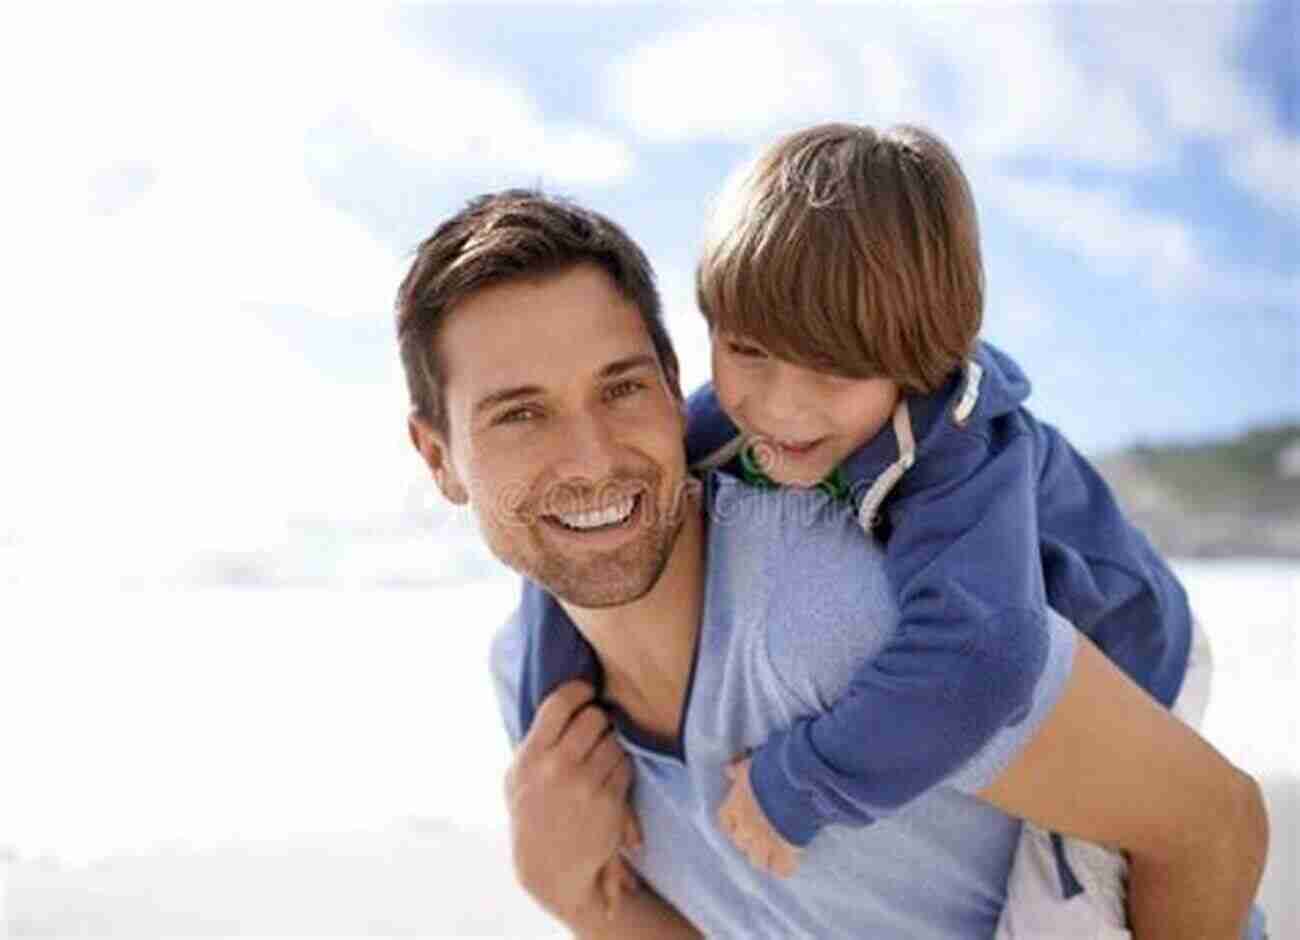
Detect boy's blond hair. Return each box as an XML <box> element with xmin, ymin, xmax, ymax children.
<box><xmin>697</xmin><ymin>123</ymin><xmax>983</xmax><ymax>393</ymax></box>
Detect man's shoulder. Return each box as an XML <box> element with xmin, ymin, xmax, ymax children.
<box><xmin>705</xmin><ymin>471</ymin><xmax>885</xmax><ymax>574</ymax></box>
<box><xmin>490</xmin><ymin>604</ymin><xmax>527</xmax><ymax>678</ymax></box>
<box><xmin>489</xmin><ymin>602</ymin><xmax>528</xmax><ymax>746</ymax></box>
<box><xmin>704</xmin><ymin>473</ymin><xmax>898</xmax><ymax>697</ymax></box>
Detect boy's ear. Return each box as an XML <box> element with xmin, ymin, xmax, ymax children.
<box><xmin>408</xmin><ymin>412</ymin><xmax>468</xmax><ymax>505</ymax></box>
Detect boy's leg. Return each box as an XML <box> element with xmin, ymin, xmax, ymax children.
<box><xmin>994</xmin><ymin>824</ymin><xmax>1129</xmax><ymax>939</ymax></box>
<box><xmin>995</xmin><ymin>618</ymin><xmax>1214</xmax><ymax>939</ymax></box>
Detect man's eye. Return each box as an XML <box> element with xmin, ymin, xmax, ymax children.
<box><xmin>495</xmin><ymin>406</ymin><xmax>540</xmax><ymax>425</ymax></box>
<box><xmin>607</xmin><ymin>379</ymin><xmax>646</xmax><ymax>399</ymax></box>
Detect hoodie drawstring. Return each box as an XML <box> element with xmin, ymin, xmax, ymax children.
<box><xmin>857</xmin><ymin>400</ymin><xmax>917</xmax><ymax>531</ymax></box>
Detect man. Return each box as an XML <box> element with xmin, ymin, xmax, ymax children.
<box><xmin>399</xmin><ymin>190</ymin><xmax>1268</xmax><ymax>938</ymax></box>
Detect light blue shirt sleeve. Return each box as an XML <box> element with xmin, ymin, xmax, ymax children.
<box><xmin>490</xmin><ymin>613</ymin><xmax>526</xmax><ymax>749</ymax></box>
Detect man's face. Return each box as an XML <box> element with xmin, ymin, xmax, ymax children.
<box><xmin>412</xmin><ymin>263</ymin><xmax>690</xmax><ymax>608</ymax></box>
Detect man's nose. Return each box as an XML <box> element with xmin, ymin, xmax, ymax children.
<box><xmin>556</xmin><ymin>411</ymin><xmax>622</xmax><ymax>480</ymax></box>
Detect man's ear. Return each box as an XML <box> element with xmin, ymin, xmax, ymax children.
<box><xmin>408</xmin><ymin>412</ymin><xmax>468</xmax><ymax>505</ymax></box>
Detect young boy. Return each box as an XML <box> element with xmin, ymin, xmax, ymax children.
<box><xmin>686</xmin><ymin>122</ymin><xmax>1212</xmax><ymax>932</ymax></box>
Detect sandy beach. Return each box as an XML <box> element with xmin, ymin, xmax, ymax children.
<box><xmin>2</xmin><ymin>561</ymin><xmax>1295</xmax><ymax>936</ymax></box>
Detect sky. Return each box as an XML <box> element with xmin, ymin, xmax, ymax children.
<box><xmin>0</xmin><ymin>0</ymin><xmax>1296</xmax><ymax>582</ymax></box>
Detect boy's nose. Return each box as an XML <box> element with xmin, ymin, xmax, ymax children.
<box><xmin>754</xmin><ymin>370</ymin><xmax>815</xmax><ymax>426</ymax></box>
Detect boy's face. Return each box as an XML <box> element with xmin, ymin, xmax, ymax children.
<box><xmin>711</xmin><ymin>330</ymin><xmax>900</xmax><ymax>487</ymax></box>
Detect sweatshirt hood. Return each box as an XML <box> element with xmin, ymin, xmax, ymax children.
<box><xmin>957</xmin><ymin>341</ymin><xmax>1032</xmax><ymax>427</ymax></box>
<box><xmin>840</xmin><ymin>340</ymin><xmax>1032</xmax><ymax>490</ymax></box>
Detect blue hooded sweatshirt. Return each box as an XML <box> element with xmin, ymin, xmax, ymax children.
<box><xmin>517</xmin><ymin>340</ymin><xmax>1192</xmax><ymax>847</ymax></box>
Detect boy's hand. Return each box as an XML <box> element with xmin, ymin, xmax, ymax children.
<box><xmin>717</xmin><ymin>756</ymin><xmax>802</xmax><ymax>878</ymax></box>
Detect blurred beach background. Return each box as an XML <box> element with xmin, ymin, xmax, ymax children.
<box><xmin>1</xmin><ymin>1</ymin><xmax>1295</xmax><ymax>936</ymax></box>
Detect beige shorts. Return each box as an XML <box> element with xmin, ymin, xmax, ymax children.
<box><xmin>993</xmin><ymin>618</ymin><xmax>1213</xmax><ymax>939</ymax></box>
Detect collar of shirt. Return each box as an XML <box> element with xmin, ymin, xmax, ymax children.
<box><xmin>737</xmin><ymin>443</ymin><xmax>853</xmax><ymax>502</ymax></box>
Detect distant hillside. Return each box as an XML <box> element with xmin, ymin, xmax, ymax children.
<box><xmin>1094</xmin><ymin>422</ymin><xmax>1300</xmax><ymax>559</ymax></box>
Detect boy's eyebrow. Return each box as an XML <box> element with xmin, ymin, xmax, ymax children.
<box><xmin>472</xmin><ymin>355</ymin><xmax>659</xmax><ymax>417</ymax></box>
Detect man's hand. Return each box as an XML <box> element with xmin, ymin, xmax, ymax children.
<box><xmin>596</xmin><ymin>814</ymin><xmax>644</xmax><ymax>920</ymax></box>
<box><xmin>717</xmin><ymin>755</ymin><xmax>802</xmax><ymax>878</ymax></box>
<box><xmin>505</xmin><ymin>680</ymin><xmax>635</xmax><ymax>922</ymax></box>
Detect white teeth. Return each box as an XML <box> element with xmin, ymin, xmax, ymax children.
<box><xmin>557</xmin><ymin>497</ymin><xmax>636</xmax><ymax>530</ymax></box>
<box><xmin>758</xmin><ymin>432</ymin><xmax>817</xmax><ymax>449</ymax></box>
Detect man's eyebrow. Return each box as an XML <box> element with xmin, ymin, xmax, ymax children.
<box><xmin>471</xmin><ymin>356</ymin><xmax>659</xmax><ymax>418</ymax></box>
<box><xmin>600</xmin><ymin>354</ymin><xmax>659</xmax><ymax>379</ymax></box>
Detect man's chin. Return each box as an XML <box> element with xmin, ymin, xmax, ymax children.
<box><xmin>554</xmin><ymin>579</ymin><xmax>658</xmax><ymax>610</ymax></box>
<box><xmin>523</xmin><ymin>512</ymin><xmax>684</xmax><ymax>609</ymax></box>
<box><xmin>539</xmin><ymin>551</ymin><xmax>667</xmax><ymax>609</ymax></box>
<box><xmin>485</xmin><ymin>482</ymin><xmax>692</xmax><ymax>608</ymax></box>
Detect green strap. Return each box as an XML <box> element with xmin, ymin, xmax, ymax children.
<box><xmin>738</xmin><ymin>444</ymin><xmax>852</xmax><ymax>503</ymax></box>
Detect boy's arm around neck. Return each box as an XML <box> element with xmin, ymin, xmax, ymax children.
<box><xmin>748</xmin><ymin>421</ymin><xmax>1054</xmax><ymax>843</ymax></box>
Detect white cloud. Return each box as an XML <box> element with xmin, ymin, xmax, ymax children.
<box><xmin>857</xmin><ymin>40</ymin><xmax>933</xmax><ymax>127</ymax></box>
<box><xmin>986</xmin><ymin>170</ymin><xmax>1294</xmax><ymax>313</ymax></box>
<box><xmin>340</xmin><ymin>28</ymin><xmax>635</xmax><ymax>187</ymax></box>
<box><xmin>1077</xmin><ymin>5</ymin><xmax>1270</xmax><ymax>142</ymax></box>
<box><xmin>608</xmin><ymin>20</ymin><xmax>840</xmax><ymax>142</ymax></box>
<box><xmin>991</xmin><ymin>175</ymin><xmax>1201</xmax><ymax>293</ymax></box>
<box><xmin>3</xmin><ymin>3</ymin><xmax>634</xmax><ymax>190</ymax></box>
<box><xmin>1185</xmin><ymin>267</ymin><xmax>1300</xmax><ymax>312</ymax></box>
<box><xmin>535</xmin><ymin>126</ymin><xmax>638</xmax><ymax>187</ymax></box>
<box><xmin>875</xmin><ymin>7</ymin><xmax>1164</xmax><ymax>171</ymax></box>
<box><xmin>1064</xmin><ymin>5</ymin><xmax>1298</xmax><ymax>216</ymax></box>
<box><xmin>605</xmin><ymin>6</ymin><xmax>1159</xmax><ymax>170</ymax></box>
<box><xmin>850</xmin><ymin>3</ymin><xmax>1299</xmax><ymax>293</ymax></box>
<box><xmin>607</xmin><ymin>4</ymin><xmax>1292</xmax><ymax>297</ymax></box>
<box><xmin>1229</xmin><ymin>133</ymin><xmax>1300</xmax><ymax>215</ymax></box>
<box><xmin>0</xmin><ymin>5</ymin><xmax>408</xmax><ymax>316</ymax></box>
<box><xmin>0</xmin><ymin>4</ymin><xmax>491</xmax><ymax>573</ymax></box>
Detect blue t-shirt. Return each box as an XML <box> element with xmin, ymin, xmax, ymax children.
<box><xmin>493</xmin><ymin>474</ymin><xmax>1078</xmax><ymax>938</ymax></box>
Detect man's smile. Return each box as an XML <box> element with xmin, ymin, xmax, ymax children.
<box><xmin>545</xmin><ymin>493</ymin><xmax>641</xmax><ymax>532</ymax></box>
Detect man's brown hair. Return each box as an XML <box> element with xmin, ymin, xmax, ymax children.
<box><xmin>697</xmin><ymin>123</ymin><xmax>983</xmax><ymax>393</ymax></box>
<box><xmin>396</xmin><ymin>189</ymin><xmax>680</xmax><ymax>434</ymax></box>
